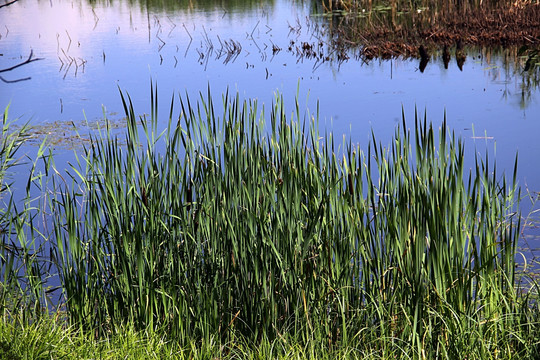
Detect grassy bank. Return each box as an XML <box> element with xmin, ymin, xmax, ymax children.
<box><xmin>1</xmin><ymin>88</ymin><xmax>540</xmax><ymax>359</ymax></box>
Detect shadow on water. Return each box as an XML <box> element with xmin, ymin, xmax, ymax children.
<box><xmin>300</xmin><ymin>0</ymin><xmax>540</xmax><ymax>105</ymax></box>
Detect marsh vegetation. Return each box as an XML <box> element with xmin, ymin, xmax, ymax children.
<box><xmin>1</xmin><ymin>87</ymin><xmax>540</xmax><ymax>358</ymax></box>
<box><xmin>317</xmin><ymin>0</ymin><xmax>540</xmax><ymax>54</ymax></box>
<box><xmin>2</xmin><ymin>0</ymin><xmax>540</xmax><ymax>358</ymax></box>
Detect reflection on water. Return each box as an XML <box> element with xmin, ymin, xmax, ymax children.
<box><xmin>306</xmin><ymin>0</ymin><xmax>540</xmax><ymax>104</ymax></box>
<box><xmin>88</xmin><ymin>0</ymin><xmax>276</xmax><ymax>12</ymax></box>
<box><xmin>0</xmin><ymin>0</ymin><xmax>539</xmax><ymax>193</ymax></box>
<box><xmin>312</xmin><ymin>0</ymin><xmax>540</xmax><ymax>48</ymax></box>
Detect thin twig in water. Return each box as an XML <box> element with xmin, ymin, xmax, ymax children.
<box><xmin>250</xmin><ymin>20</ymin><xmax>260</xmax><ymax>38</ymax></box>
<box><xmin>92</xmin><ymin>8</ymin><xmax>100</xmax><ymax>30</ymax></box>
<box><xmin>156</xmin><ymin>33</ymin><xmax>166</xmax><ymax>51</ymax></box>
<box><xmin>0</xmin><ymin>75</ymin><xmax>30</xmax><ymax>83</ymax></box>
<box><xmin>202</xmin><ymin>25</ymin><xmax>213</xmax><ymax>50</ymax></box>
<box><xmin>182</xmin><ymin>23</ymin><xmax>192</xmax><ymax>41</ymax></box>
<box><xmin>65</xmin><ymin>30</ymin><xmax>72</xmax><ymax>52</ymax></box>
<box><xmin>0</xmin><ymin>0</ymin><xmax>20</xmax><ymax>9</ymax></box>
<box><xmin>0</xmin><ymin>50</ymin><xmax>43</xmax><ymax>73</ymax></box>
<box><xmin>166</xmin><ymin>16</ymin><xmax>176</xmax><ymax>37</ymax></box>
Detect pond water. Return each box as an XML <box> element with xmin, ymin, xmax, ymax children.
<box><xmin>1</xmin><ymin>0</ymin><xmax>539</xmax><ymax>251</ymax></box>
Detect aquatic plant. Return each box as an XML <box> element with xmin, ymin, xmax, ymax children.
<box><xmin>39</xmin><ymin>86</ymin><xmax>538</xmax><ymax>357</ymax></box>
<box><xmin>312</xmin><ymin>0</ymin><xmax>540</xmax><ymax>59</ymax></box>
<box><xmin>0</xmin><ymin>107</ymin><xmax>50</xmax><ymax>321</ymax></box>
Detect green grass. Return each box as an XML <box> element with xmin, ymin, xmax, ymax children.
<box><xmin>1</xmin><ymin>86</ymin><xmax>540</xmax><ymax>359</ymax></box>
<box><xmin>0</xmin><ymin>316</ymin><xmax>184</xmax><ymax>359</ymax></box>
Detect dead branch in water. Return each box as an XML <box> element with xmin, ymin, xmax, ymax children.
<box><xmin>0</xmin><ymin>50</ymin><xmax>44</xmax><ymax>83</ymax></box>
<box><xmin>0</xmin><ymin>0</ymin><xmax>21</xmax><ymax>9</ymax></box>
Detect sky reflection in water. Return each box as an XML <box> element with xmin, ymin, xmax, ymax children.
<box><xmin>1</xmin><ymin>0</ymin><xmax>539</xmax><ymax>220</ymax></box>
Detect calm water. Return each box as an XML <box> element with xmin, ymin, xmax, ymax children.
<box><xmin>1</xmin><ymin>0</ymin><xmax>539</xmax><ymax>249</ymax></box>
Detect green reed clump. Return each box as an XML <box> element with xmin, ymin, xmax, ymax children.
<box><xmin>47</xmin><ymin>87</ymin><xmax>538</xmax><ymax>357</ymax></box>
<box><xmin>0</xmin><ymin>107</ymin><xmax>50</xmax><ymax>321</ymax></box>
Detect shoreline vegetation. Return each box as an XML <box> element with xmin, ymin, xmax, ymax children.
<box><xmin>316</xmin><ymin>0</ymin><xmax>540</xmax><ymax>59</ymax></box>
<box><xmin>1</xmin><ymin>88</ymin><xmax>540</xmax><ymax>358</ymax></box>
